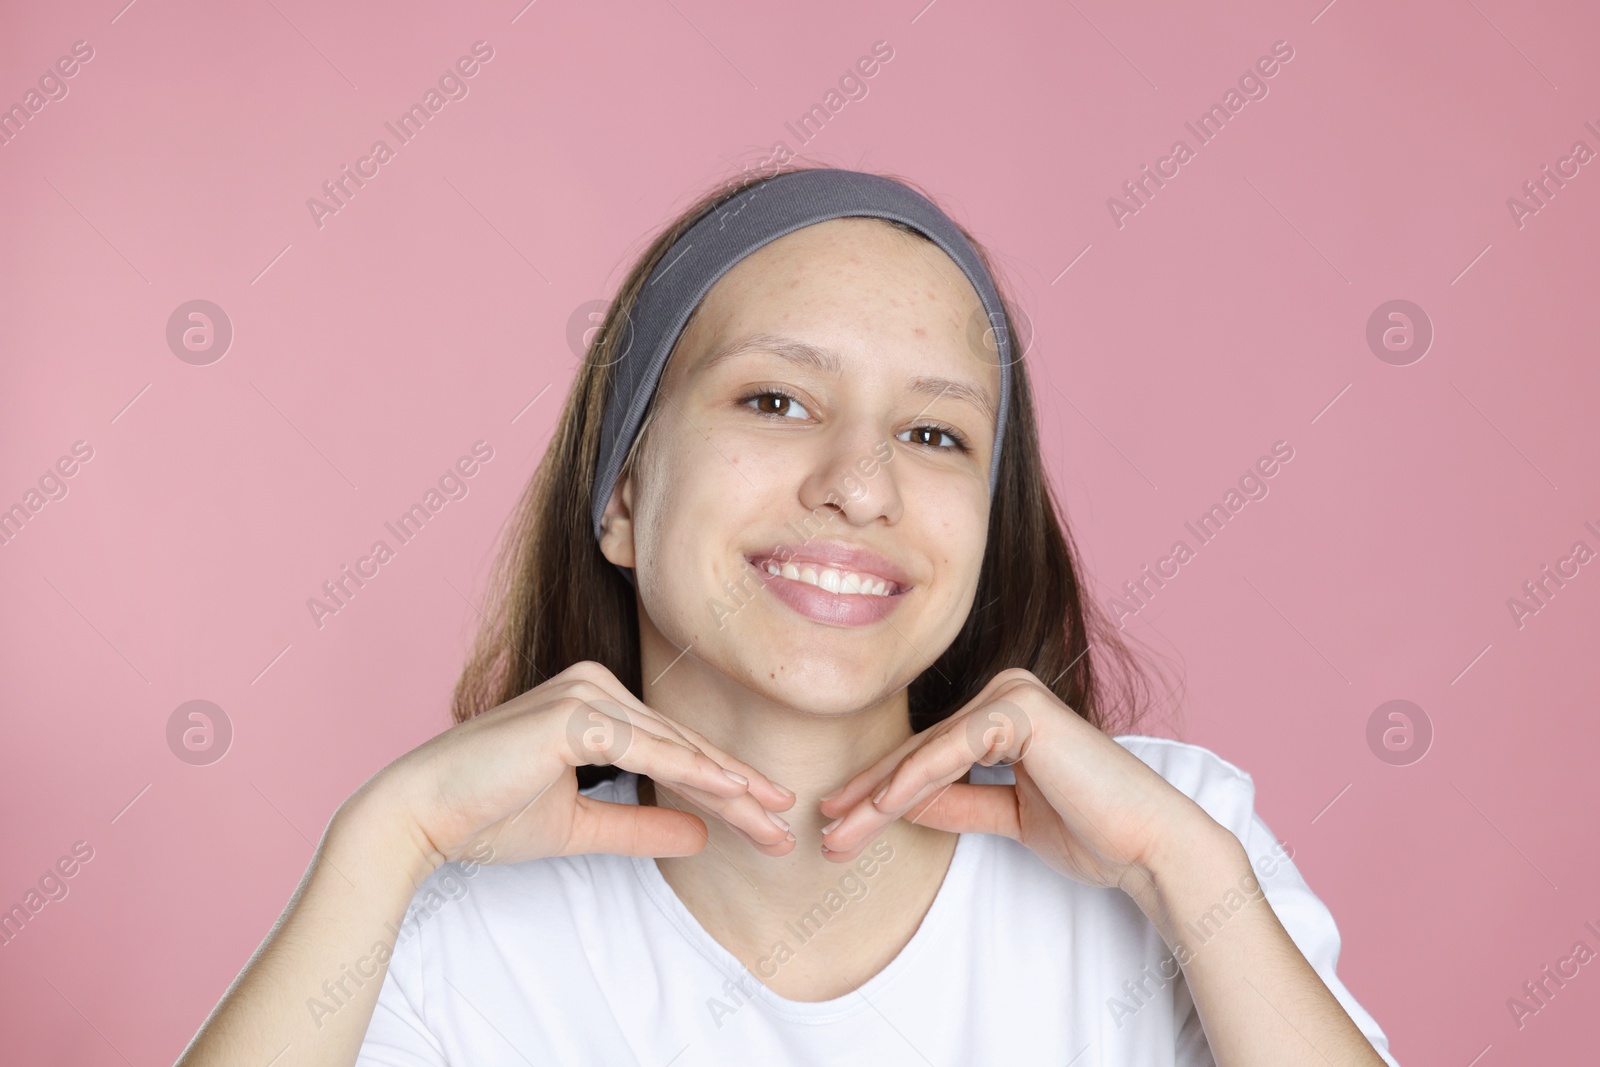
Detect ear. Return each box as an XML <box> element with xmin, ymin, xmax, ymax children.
<box><xmin>597</xmin><ymin>467</ymin><xmax>638</xmax><ymax>571</ymax></box>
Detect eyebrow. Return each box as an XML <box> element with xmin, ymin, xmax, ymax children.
<box><xmin>698</xmin><ymin>332</ymin><xmax>997</xmax><ymax>427</ymax></box>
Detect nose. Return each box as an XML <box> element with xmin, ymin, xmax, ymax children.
<box><xmin>797</xmin><ymin>415</ymin><xmax>903</xmax><ymax>526</ymax></box>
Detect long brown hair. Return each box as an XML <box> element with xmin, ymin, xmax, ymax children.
<box><xmin>451</xmin><ymin>162</ymin><xmax>1172</xmax><ymax>787</ymax></box>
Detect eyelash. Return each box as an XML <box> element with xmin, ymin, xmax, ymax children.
<box><xmin>736</xmin><ymin>386</ymin><xmax>973</xmax><ymax>454</ymax></box>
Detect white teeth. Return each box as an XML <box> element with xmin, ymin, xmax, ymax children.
<box><xmin>759</xmin><ymin>560</ymin><xmax>896</xmax><ymax>597</ymax></box>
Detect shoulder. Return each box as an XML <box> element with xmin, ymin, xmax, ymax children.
<box><xmin>1110</xmin><ymin>733</ymin><xmax>1258</xmax><ymax>827</ymax></box>
<box><xmin>1105</xmin><ymin>740</ymin><xmax>1400</xmax><ymax>1064</ymax></box>
<box><xmin>1108</xmin><ymin>732</ymin><xmax>1254</xmax><ymax>785</ymax></box>
<box><xmin>1111</xmin><ymin>733</ymin><xmax>1264</xmax><ymax>844</ymax></box>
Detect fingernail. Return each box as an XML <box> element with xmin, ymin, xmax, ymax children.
<box><xmin>773</xmin><ymin>782</ymin><xmax>795</xmax><ymax>798</ymax></box>
<box><xmin>871</xmin><ymin>780</ymin><xmax>891</xmax><ymax>806</ymax></box>
<box><xmin>784</xmin><ymin>831</ymin><xmax>796</xmax><ymax>843</ymax></box>
<box><xmin>723</xmin><ymin>769</ymin><xmax>749</xmax><ymax>785</ymax></box>
<box><xmin>767</xmin><ymin>811</ymin><xmax>790</xmax><ymax>832</ymax></box>
<box><xmin>819</xmin><ymin>787</ymin><xmax>841</xmax><ymax>802</ymax></box>
<box><xmin>820</xmin><ymin>817</ymin><xmax>842</xmax><ymax>835</ymax></box>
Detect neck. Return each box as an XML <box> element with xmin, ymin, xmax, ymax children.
<box><xmin>631</xmin><ymin>623</ymin><xmax>962</xmax><ymax>991</ymax></box>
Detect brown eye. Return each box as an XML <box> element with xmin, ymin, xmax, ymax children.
<box><xmin>897</xmin><ymin>425</ymin><xmax>971</xmax><ymax>453</ymax></box>
<box><xmin>741</xmin><ymin>389</ymin><xmax>811</xmax><ymax>420</ymax></box>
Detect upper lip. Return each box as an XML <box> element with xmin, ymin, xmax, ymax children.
<box><xmin>746</xmin><ymin>540</ymin><xmax>914</xmax><ymax>591</ymax></box>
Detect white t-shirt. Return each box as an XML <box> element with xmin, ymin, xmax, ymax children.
<box><xmin>354</xmin><ymin>735</ymin><xmax>1401</xmax><ymax>1066</ymax></box>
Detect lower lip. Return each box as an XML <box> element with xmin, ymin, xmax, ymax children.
<box><xmin>745</xmin><ymin>559</ymin><xmax>908</xmax><ymax>628</ymax></box>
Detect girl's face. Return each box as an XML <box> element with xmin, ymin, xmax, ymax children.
<box><xmin>600</xmin><ymin>216</ymin><xmax>1002</xmax><ymax>714</ymax></box>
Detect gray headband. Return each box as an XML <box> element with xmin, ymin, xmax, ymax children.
<box><xmin>591</xmin><ymin>167</ymin><xmax>1013</xmax><ymax>583</ymax></box>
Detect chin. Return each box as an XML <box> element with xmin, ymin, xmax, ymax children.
<box><xmin>725</xmin><ymin>646</ymin><xmax>910</xmax><ymax>718</ymax></box>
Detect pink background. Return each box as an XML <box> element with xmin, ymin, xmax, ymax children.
<box><xmin>3</xmin><ymin>0</ymin><xmax>1597</xmax><ymax>1062</ymax></box>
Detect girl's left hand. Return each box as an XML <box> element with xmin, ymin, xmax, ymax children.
<box><xmin>818</xmin><ymin>668</ymin><xmax>1222</xmax><ymax>899</ymax></box>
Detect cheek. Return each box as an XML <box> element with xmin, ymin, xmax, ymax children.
<box><xmin>916</xmin><ymin>480</ymin><xmax>989</xmax><ymax>593</ymax></box>
<box><xmin>631</xmin><ymin>427</ymin><xmax>751</xmax><ymax>585</ymax></box>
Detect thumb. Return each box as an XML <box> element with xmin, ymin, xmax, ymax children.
<box><xmin>566</xmin><ymin>796</ymin><xmax>710</xmax><ymax>858</ymax></box>
<box><xmin>906</xmin><ymin>783</ymin><xmax>1020</xmax><ymax>839</ymax></box>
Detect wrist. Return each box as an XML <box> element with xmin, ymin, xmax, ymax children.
<box><xmin>1126</xmin><ymin>814</ymin><xmax>1254</xmax><ymax>941</ymax></box>
<box><xmin>326</xmin><ymin>773</ymin><xmax>442</xmax><ymax>897</ymax></box>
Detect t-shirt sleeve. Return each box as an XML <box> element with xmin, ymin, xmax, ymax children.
<box><xmin>1115</xmin><ymin>738</ymin><xmax>1402</xmax><ymax>1067</ymax></box>
<box><xmin>353</xmin><ymin>899</ymin><xmax>450</xmax><ymax>1067</ymax></box>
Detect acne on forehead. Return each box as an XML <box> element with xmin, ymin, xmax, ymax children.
<box><xmin>687</xmin><ymin>219</ymin><xmax>985</xmax><ymax>354</ymax></box>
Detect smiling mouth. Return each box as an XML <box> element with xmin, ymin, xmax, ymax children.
<box><xmin>746</xmin><ymin>556</ymin><xmax>904</xmax><ymax>598</ymax></box>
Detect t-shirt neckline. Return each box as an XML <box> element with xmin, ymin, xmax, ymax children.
<box><xmin>612</xmin><ymin>770</ymin><xmax>982</xmax><ymax>1025</ymax></box>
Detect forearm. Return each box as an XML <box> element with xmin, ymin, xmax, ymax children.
<box><xmin>1128</xmin><ymin>821</ymin><xmax>1388</xmax><ymax>1067</ymax></box>
<box><xmin>174</xmin><ymin>782</ymin><xmax>436</xmax><ymax>1067</ymax></box>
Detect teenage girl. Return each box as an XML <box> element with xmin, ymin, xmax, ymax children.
<box><xmin>175</xmin><ymin>165</ymin><xmax>1400</xmax><ymax>1067</ymax></box>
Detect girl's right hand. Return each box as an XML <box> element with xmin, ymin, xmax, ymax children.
<box><xmin>353</xmin><ymin>660</ymin><xmax>798</xmax><ymax>878</ymax></box>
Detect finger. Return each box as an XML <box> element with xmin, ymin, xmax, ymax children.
<box><xmin>594</xmin><ymin>725</ymin><xmax>794</xmax><ymax>851</ymax></box>
<box><xmin>823</xmin><ymin>692</ymin><xmax>1037</xmax><ymax>818</ymax></box>
<box><xmin>820</xmin><ymin>726</ymin><xmax>991</xmax><ymax>857</ymax></box>
<box><xmin>586</xmin><ymin>713</ymin><xmax>756</xmax><ymax>804</ymax></box>
<box><xmin>639</xmin><ymin>715</ymin><xmax>796</xmax><ymax>813</ymax></box>
<box><xmin>870</xmin><ymin>724</ymin><xmax>989</xmax><ymax>815</ymax></box>
<box><xmin>817</xmin><ymin>681</ymin><xmax>1040</xmax><ymax>817</ymax></box>
<box><xmin>578</xmin><ymin>712</ymin><xmax>794</xmax><ymax>847</ymax></box>
<box><xmin>820</xmin><ymin>773</ymin><xmax>967</xmax><ymax>861</ymax></box>
<box><xmin>565</xmin><ymin>796</ymin><xmax>710</xmax><ymax>858</ymax></box>
<box><xmin>650</xmin><ymin>777</ymin><xmax>798</xmax><ymax>856</ymax></box>
<box><xmin>558</xmin><ymin>679</ymin><xmax>796</xmax><ymax>812</ymax></box>
<box><xmin>817</xmin><ymin>730</ymin><xmax>929</xmax><ymax>816</ymax></box>
<box><xmin>898</xmin><ymin>783</ymin><xmax>1021</xmax><ymax>839</ymax></box>
<box><xmin>818</xmin><ymin>781</ymin><xmax>1021</xmax><ymax>866</ymax></box>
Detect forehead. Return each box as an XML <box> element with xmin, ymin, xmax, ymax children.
<box><xmin>669</xmin><ymin>216</ymin><xmax>996</xmax><ymax>385</ymax></box>
<box><xmin>716</xmin><ymin>215</ymin><xmax>975</xmax><ymax>310</ymax></box>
